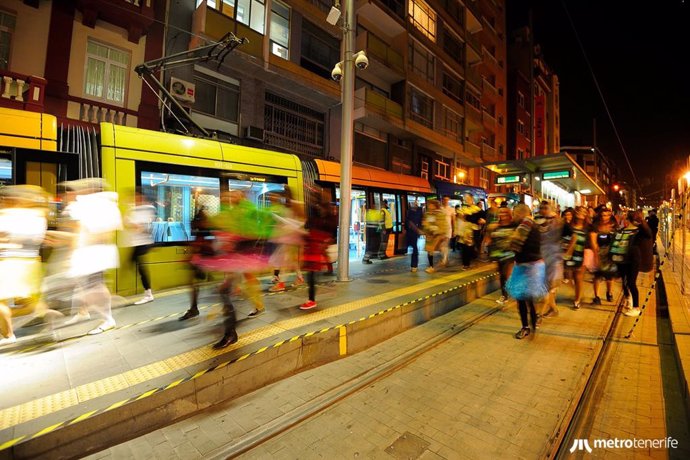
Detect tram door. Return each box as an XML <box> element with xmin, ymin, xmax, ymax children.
<box><xmin>335</xmin><ymin>187</ymin><xmax>367</xmax><ymax>260</ymax></box>
<box><xmin>370</xmin><ymin>191</ymin><xmax>402</xmax><ymax>256</ymax></box>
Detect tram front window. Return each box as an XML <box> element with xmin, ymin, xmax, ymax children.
<box><xmin>141</xmin><ymin>171</ymin><xmax>221</xmax><ymax>243</ymax></box>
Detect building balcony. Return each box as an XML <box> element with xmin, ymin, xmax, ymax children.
<box><xmin>66</xmin><ymin>95</ymin><xmax>138</xmax><ymax>128</ymax></box>
<box><xmin>355</xmin><ymin>0</ymin><xmax>406</xmax><ymax>35</ymax></box>
<box><xmin>0</xmin><ymin>70</ymin><xmax>46</xmax><ymax>113</ymax></box>
<box><xmin>354</xmin><ymin>87</ymin><xmax>405</xmax><ymax>135</ymax></box>
<box><xmin>465</xmin><ymin>140</ymin><xmax>481</xmax><ymax>158</ymax></box>
<box><xmin>482</xmin><ymin>77</ymin><xmax>498</xmax><ymax>98</ymax></box>
<box><xmin>355</xmin><ymin>30</ymin><xmax>405</xmax><ymax>84</ymax></box>
<box><xmin>482</xmin><ymin>46</ymin><xmax>500</xmax><ymax>68</ymax></box>
<box><xmin>191</xmin><ymin>2</ymin><xmax>264</xmax><ymax>59</ymax></box>
<box><xmin>76</xmin><ymin>0</ymin><xmax>155</xmax><ymax>44</ymax></box>
<box><xmin>466</xmin><ymin>33</ymin><xmax>482</xmax><ymax>65</ymax></box>
<box><xmin>482</xmin><ymin>142</ymin><xmax>498</xmax><ymax>161</ymax></box>
<box><xmin>466</xmin><ymin>67</ymin><xmax>483</xmax><ymax>91</ymax></box>
<box><xmin>465</xmin><ymin>1</ymin><xmax>483</xmax><ymax>34</ymax></box>
<box><xmin>482</xmin><ymin>109</ymin><xmax>496</xmax><ymax>129</ymax></box>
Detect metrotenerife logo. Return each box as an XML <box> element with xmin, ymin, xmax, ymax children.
<box><xmin>569</xmin><ymin>439</ymin><xmax>593</xmax><ymax>453</ymax></box>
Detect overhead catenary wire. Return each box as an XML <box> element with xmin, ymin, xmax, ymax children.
<box><xmin>560</xmin><ymin>0</ymin><xmax>641</xmax><ymax>191</ymax></box>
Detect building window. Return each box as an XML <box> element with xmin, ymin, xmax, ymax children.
<box><xmin>84</xmin><ymin>40</ymin><xmax>130</xmax><ymax>106</ymax></box>
<box><xmin>264</xmin><ymin>92</ymin><xmax>324</xmax><ymax>157</ymax></box>
<box><xmin>442</xmin><ymin>27</ymin><xmax>463</xmax><ymax>64</ymax></box>
<box><xmin>517</xmin><ymin>120</ymin><xmax>525</xmax><ymax>135</ymax></box>
<box><xmin>441</xmin><ymin>69</ymin><xmax>463</xmax><ymax>104</ymax></box>
<box><xmin>442</xmin><ymin>106</ymin><xmax>463</xmax><ymax>142</ymax></box>
<box><xmin>408</xmin><ymin>87</ymin><xmax>434</xmax><ymax>129</ymax></box>
<box><xmin>236</xmin><ymin>0</ymin><xmax>265</xmax><ymax>33</ymax></box>
<box><xmin>517</xmin><ymin>91</ymin><xmax>525</xmax><ymax>108</ymax></box>
<box><xmin>466</xmin><ymin>91</ymin><xmax>480</xmax><ymax>110</ymax></box>
<box><xmin>440</xmin><ymin>0</ymin><xmax>463</xmax><ymax>26</ymax></box>
<box><xmin>270</xmin><ymin>1</ymin><xmax>290</xmax><ymax>59</ymax></box>
<box><xmin>0</xmin><ymin>10</ymin><xmax>15</xmax><ymax>70</ymax></box>
<box><xmin>301</xmin><ymin>19</ymin><xmax>340</xmax><ymax>80</ymax></box>
<box><xmin>479</xmin><ymin>167</ymin><xmax>489</xmax><ymax>190</ymax></box>
<box><xmin>517</xmin><ymin>148</ymin><xmax>524</xmax><ymax>160</ymax></box>
<box><xmin>408</xmin><ymin>0</ymin><xmax>436</xmax><ymax>42</ymax></box>
<box><xmin>409</xmin><ymin>40</ymin><xmax>435</xmax><ymax>84</ymax></box>
<box><xmin>434</xmin><ymin>158</ymin><xmax>450</xmax><ymax>180</ymax></box>
<box><xmin>193</xmin><ymin>73</ymin><xmax>240</xmax><ymax>122</ymax></box>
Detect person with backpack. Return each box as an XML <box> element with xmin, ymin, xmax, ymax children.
<box><xmin>610</xmin><ymin>210</ymin><xmax>653</xmax><ymax>317</ymax></box>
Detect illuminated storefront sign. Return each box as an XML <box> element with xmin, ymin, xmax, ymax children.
<box><xmin>496</xmin><ymin>175</ymin><xmax>521</xmax><ymax>184</ymax></box>
<box><xmin>542</xmin><ymin>170</ymin><xmax>571</xmax><ymax>180</ymax></box>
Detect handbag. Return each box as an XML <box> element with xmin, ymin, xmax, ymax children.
<box><xmin>583</xmin><ymin>248</ymin><xmax>597</xmax><ymax>272</ymax></box>
<box><xmin>506</xmin><ymin>260</ymin><xmax>548</xmax><ymax>301</ymax></box>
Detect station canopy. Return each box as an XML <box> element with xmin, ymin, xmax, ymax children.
<box><xmin>482</xmin><ymin>152</ymin><xmax>605</xmax><ymax>196</ymax></box>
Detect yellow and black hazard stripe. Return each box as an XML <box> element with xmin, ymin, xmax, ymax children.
<box><xmin>0</xmin><ymin>272</ymin><xmax>497</xmax><ymax>452</ymax></box>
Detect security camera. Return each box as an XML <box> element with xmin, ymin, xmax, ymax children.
<box><xmin>354</xmin><ymin>51</ymin><xmax>369</xmax><ymax>70</ymax></box>
<box><xmin>331</xmin><ymin>62</ymin><xmax>343</xmax><ymax>81</ymax></box>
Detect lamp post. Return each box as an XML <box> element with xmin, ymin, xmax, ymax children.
<box><xmin>334</xmin><ymin>0</ymin><xmax>361</xmax><ymax>282</ymax></box>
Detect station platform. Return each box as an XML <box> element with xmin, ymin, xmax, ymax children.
<box><xmin>0</xmin><ymin>255</ymin><xmax>499</xmax><ymax>459</ymax></box>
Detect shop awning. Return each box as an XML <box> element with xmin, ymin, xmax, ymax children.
<box><xmin>313</xmin><ymin>159</ymin><xmax>432</xmax><ymax>193</ymax></box>
<box><xmin>482</xmin><ymin>152</ymin><xmax>606</xmax><ymax>196</ymax></box>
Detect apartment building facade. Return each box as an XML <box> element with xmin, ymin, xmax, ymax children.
<box><xmin>0</xmin><ymin>0</ymin><xmax>507</xmax><ymax>191</ymax></box>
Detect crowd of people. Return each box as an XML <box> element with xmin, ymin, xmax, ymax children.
<box><xmin>0</xmin><ymin>181</ymin><xmax>658</xmax><ymax>351</ymax></box>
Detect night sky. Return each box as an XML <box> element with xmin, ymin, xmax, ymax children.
<box><xmin>506</xmin><ymin>0</ymin><xmax>690</xmax><ymax>197</ymax></box>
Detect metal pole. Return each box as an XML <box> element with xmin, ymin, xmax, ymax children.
<box><xmin>336</xmin><ymin>0</ymin><xmax>355</xmax><ymax>282</ymax></box>
<box><xmin>682</xmin><ymin>187</ymin><xmax>686</xmax><ymax>293</ymax></box>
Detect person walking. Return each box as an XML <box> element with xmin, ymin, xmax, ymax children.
<box><xmin>645</xmin><ymin>208</ymin><xmax>659</xmax><ymax>254</ymax></box>
<box><xmin>506</xmin><ymin>204</ymin><xmax>547</xmax><ymax>340</ymax></box>
<box><xmin>590</xmin><ymin>205</ymin><xmax>617</xmax><ymax>304</ymax></box>
<box><xmin>405</xmin><ymin>199</ymin><xmax>424</xmax><ymax>272</ymax></box>
<box><xmin>440</xmin><ymin>196</ymin><xmax>455</xmax><ymax>266</ymax></box>
<box><xmin>378</xmin><ymin>200</ymin><xmax>394</xmax><ymax>259</ymax></box>
<box><xmin>268</xmin><ymin>188</ymin><xmax>306</xmax><ymax>292</ymax></box>
<box><xmin>300</xmin><ymin>196</ymin><xmax>338</xmax><ymax>310</ymax></box>
<box><xmin>611</xmin><ymin>210</ymin><xmax>653</xmax><ymax>317</ymax></box>
<box><xmin>124</xmin><ymin>190</ymin><xmax>156</xmax><ymax>305</ymax></box>
<box><xmin>455</xmin><ymin>212</ymin><xmax>477</xmax><ymax>269</ymax></box>
<box><xmin>485</xmin><ymin>206</ymin><xmax>515</xmax><ymax>304</ymax></box>
<box><xmin>422</xmin><ymin>199</ymin><xmax>449</xmax><ymax>273</ymax></box>
<box><xmin>534</xmin><ymin>200</ymin><xmax>563</xmax><ymax>318</ymax></box>
<box><xmin>563</xmin><ymin>207</ymin><xmax>589</xmax><ymax>309</ymax></box>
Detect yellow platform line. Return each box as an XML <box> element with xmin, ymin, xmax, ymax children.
<box><xmin>0</xmin><ymin>268</ymin><xmax>491</xmax><ymax>432</ymax></box>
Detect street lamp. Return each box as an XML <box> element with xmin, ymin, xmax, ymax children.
<box><xmin>330</xmin><ymin>0</ymin><xmax>368</xmax><ymax>282</ymax></box>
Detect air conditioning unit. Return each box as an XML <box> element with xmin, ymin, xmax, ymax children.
<box><xmin>170</xmin><ymin>77</ymin><xmax>195</xmax><ymax>103</ymax></box>
<box><xmin>244</xmin><ymin>126</ymin><xmax>264</xmax><ymax>141</ymax></box>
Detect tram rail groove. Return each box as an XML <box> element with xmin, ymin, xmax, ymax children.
<box><xmin>205</xmin><ymin>298</ymin><xmax>509</xmax><ymax>459</ymax></box>
<box><xmin>548</xmin><ymin>291</ymin><xmax>626</xmax><ymax>459</ymax></box>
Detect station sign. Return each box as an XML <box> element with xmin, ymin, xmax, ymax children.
<box><xmin>495</xmin><ymin>175</ymin><xmax>522</xmax><ymax>185</ymax></box>
<box><xmin>542</xmin><ymin>169</ymin><xmax>572</xmax><ymax>180</ymax></box>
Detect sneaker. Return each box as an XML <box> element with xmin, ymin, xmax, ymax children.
<box><xmin>623</xmin><ymin>307</ymin><xmax>641</xmax><ymax>317</ymax></box>
<box><xmin>64</xmin><ymin>312</ymin><xmax>91</xmax><ymax>325</ymax></box>
<box><xmin>0</xmin><ymin>334</ymin><xmax>17</xmax><ymax>346</ymax></box>
<box><xmin>592</xmin><ymin>296</ymin><xmax>601</xmax><ymax>305</ymax></box>
<box><xmin>496</xmin><ymin>296</ymin><xmax>506</xmax><ymax>305</ymax></box>
<box><xmin>134</xmin><ymin>294</ymin><xmax>154</xmax><ymax>305</ymax></box>
<box><xmin>88</xmin><ymin>319</ymin><xmax>116</xmax><ymax>335</ymax></box>
<box><xmin>269</xmin><ymin>282</ymin><xmax>286</xmax><ymax>292</ymax></box>
<box><xmin>411</xmin><ymin>267</ymin><xmax>418</xmax><ymax>273</ymax></box>
<box><xmin>362</xmin><ymin>259</ymin><xmax>373</xmax><ymax>264</ymax></box>
<box><xmin>179</xmin><ymin>309</ymin><xmax>200</xmax><ymax>321</ymax></box>
<box><xmin>515</xmin><ymin>328</ymin><xmax>531</xmax><ymax>339</ymax></box>
<box><xmin>292</xmin><ymin>277</ymin><xmax>305</xmax><ymax>287</ymax></box>
<box><xmin>213</xmin><ymin>333</ymin><xmax>239</xmax><ymax>350</ymax></box>
<box><xmin>425</xmin><ymin>267</ymin><xmax>435</xmax><ymax>274</ymax></box>
<box><xmin>606</xmin><ymin>292</ymin><xmax>614</xmax><ymax>302</ymax></box>
<box><xmin>573</xmin><ymin>302</ymin><xmax>581</xmax><ymax>310</ymax></box>
<box><xmin>247</xmin><ymin>308</ymin><xmax>265</xmax><ymax>318</ymax></box>
<box><xmin>299</xmin><ymin>300</ymin><xmax>317</xmax><ymax>310</ymax></box>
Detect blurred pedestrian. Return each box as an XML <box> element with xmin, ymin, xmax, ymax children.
<box><xmin>563</xmin><ymin>207</ymin><xmax>589</xmax><ymax>309</ymax></box>
<box><xmin>439</xmin><ymin>196</ymin><xmax>454</xmax><ymax>266</ymax></box>
<box><xmin>506</xmin><ymin>204</ymin><xmax>547</xmax><ymax>339</ymax></box>
<box><xmin>124</xmin><ymin>190</ymin><xmax>156</xmax><ymax>305</ymax></box>
<box><xmin>590</xmin><ymin>205</ymin><xmax>617</xmax><ymax>304</ymax></box>
<box><xmin>535</xmin><ymin>200</ymin><xmax>563</xmax><ymax>318</ymax></box>
<box><xmin>268</xmin><ymin>188</ymin><xmax>306</xmax><ymax>292</ymax></box>
<box><xmin>422</xmin><ymin>199</ymin><xmax>448</xmax><ymax>273</ymax></box>
<box><xmin>645</xmin><ymin>208</ymin><xmax>659</xmax><ymax>254</ymax></box>
<box><xmin>405</xmin><ymin>199</ymin><xmax>423</xmax><ymax>272</ymax></box>
<box><xmin>485</xmin><ymin>206</ymin><xmax>515</xmax><ymax>304</ymax></box>
<box><xmin>300</xmin><ymin>195</ymin><xmax>338</xmax><ymax>310</ymax></box>
<box><xmin>455</xmin><ymin>212</ymin><xmax>477</xmax><ymax>269</ymax></box>
<box><xmin>362</xmin><ymin>204</ymin><xmax>383</xmax><ymax>264</ymax></box>
<box><xmin>179</xmin><ymin>206</ymin><xmax>213</xmax><ymax>321</ymax></box>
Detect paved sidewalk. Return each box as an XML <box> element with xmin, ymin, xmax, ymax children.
<box><xmin>89</xmin><ymin>278</ymin><xmax>628</xmax><ymax>459</ymax></box>
<box><xmin>568</xmin><ymin>270</ymin><xmax>690</xmax><ymax>459</ymax></box>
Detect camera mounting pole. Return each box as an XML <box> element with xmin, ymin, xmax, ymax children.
<box><xmin>135</xmin><ymin>32</ymin><xmax>247</xmax><ymax>138</ymax></box>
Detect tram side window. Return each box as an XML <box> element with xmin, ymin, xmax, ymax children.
<box><xmin>228</xmin><ymin>178</ymin><xmax>287</xmax><ymax>209</ymax></box>
<box><xmin>140</xmin><ymin>171</ymin><xmax>221</xmax><ymax>243</ymax></box>
<box><xmin>0</xmin><ymin>158</ymin><xmax>11</xmax><ymax>183</ymax></box>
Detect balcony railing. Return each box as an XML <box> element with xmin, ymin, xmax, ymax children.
<box><xmin>355</xmin><ymin>87</ymin><xmax>403</xmax><ymax>119</ymax></box>
<box><xmin>0</xmin><ymin>71</ymin><xmax>47</xmax><ymax>112</ymax></box>
<box><xmin>482</xmin><ymin>142</ymin><xmax>497</xmax><ymax>159</ymax></box>
<box><xmin>482</xmin><ymin>46</ymin><xmax>500</xmax><ymax>67</ymax></box>
<box><xmin>482</xmin><ymin>109</ymin><xmax>496</xmax><ymax>128</ymax></box>
<box><xmin>357</xmin><ymin>31</ymin><xmax>404</xmax><ymax>74</ymax></box>
<box><xmin>482</xmin><ymin>77</ymin><xmax>498</xmax><ymax>96</ymax></box>
<box><xmin>69</xmin><ymin>95</ymin><xmax>136</xmax><ymax>126</ymax></box>
<box><xmin>465</xmin><ymin>140</ymin><xmax>481</xmax><ymax>158</ymax></box>
<box><xmin>466</xmin><ymin>67</ymin><xmax>482</xmax><ymax>90</ymax></box>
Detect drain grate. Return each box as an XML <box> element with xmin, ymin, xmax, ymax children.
<box><xmin>384</xmin><ymin>431</ymin><xmax>430</xmax><ymax>459</ymax></box>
